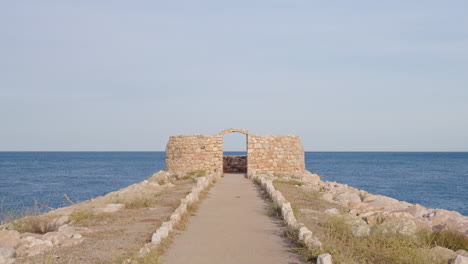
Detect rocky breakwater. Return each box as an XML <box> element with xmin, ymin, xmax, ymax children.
<box><xmin>0</xmin><ymin>225</ymin><xmax>83</xmax><ymax>264</ymax></box>
<box><xmin>0</xmin><ymin>170</ymin><xmax>193</xmax><ymax>264</ymax></box>
<box><xmin>252</xmin><ymin>170</ymin><xmax>468</xmax><ymax>263</ymax></box>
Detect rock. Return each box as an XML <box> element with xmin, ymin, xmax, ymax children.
<box><xmin>317</xmin><ymin>253</ymin><xmax>332</xmax><ymax>264</ymax></box>
<box><xmin>20</xmin><ymin>232</ymin><xmax>42</xmax><ymax>239</ymax></box>
<box><xmin>456</xmin><ymin>250</ymin><xmax>468</xmax><ymax>257</ymax></box>
<box><xmin>324</xmin><ymin>208</ymin><xmax>339</xmax><ymax>215</ymax></box>
<box><xmin>450</xmin><ymin>255</ymin><xmax>468</xmax><ymax>264</ymax></box>
<box><xmin>72</xmin><ymin>233</ymin><xmax>82</xmax><ymax>239</ymax></box>
<box><xmin>320</xmin><ymin>193</ymin><xmax>334</xmax><ymax>202</ymax></box>
<box><xmin>376</xmin><ymin>219</ymin><xmax>417</xmax><ymax>236</ymax></box>
<box><xmin>351</xmin><ymin>224</ymin><xmax>371</xmax><ymax>237</ymax></box>
<box><xmin>363</xmin><ymin>195</ymin><xmax>407</xmax><ymax>210</ymax></box>
<box><xmin>43</xmin><ymin>232</ymin><xmax>69</xmax><ymax>246</ymax></box>
<box><xmin>397</xmin><ymin>204</ymin><xmax>429</xmax><ymax>218</ymax></box>
<box><xmin>301</xmin><ymin>173</ymin><xmax>321</xmax><ymax>185</ymax></box>
<box><xmin>22</xmin><ymin>236</ymin><xmax>37</xmax><ymax>244</ymax></box>
<box><xmin>335</xmin><ymin>192</ymin><xmax>361</xmax><ymax>204</ymax></box>
<box><xmin>30</xmin><ymin>239</ymin><xmax>52</xmax><ymax>248</ymax></box>
<box><xmin>298</xmin><ymin>227</ymin><xmax>312</xmax><ymax>240</ymax></box>
<box><xmin>0</xmin><ymin>247</ymin><xmax>15</xmax><ymax>258</ymax></box>
<box><xmin>0</xmin><ymin>256</ymin><xmax>15</xmax><ymax>264</ymax></box>
<box><xmin>0</xmin><ymin>230</ymin><xmax>20</xmax><ymax>248</ymax></box>
<box><xmin>430</xmin><ymin>246</ymin><xmax>456</xmax><ymax>259</ymax></box>
<box><xmin>102</xmin><ymin>203</ymin><xmax>125</xmax><ymax>213</ymax></box>
<box><xmin>58</xmin><ymin>225</ymin><xmax>75</xmax><ymax>238</ymax></box>
<box><xmin>27</xmin><ymin>240</ymin><xmax>53</xmax><ymax>257</ymax></box>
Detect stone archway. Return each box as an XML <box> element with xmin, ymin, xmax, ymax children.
<box><xmin>220</xmin><ymin>128</ymin><xmax>249</xmax><ymax>173</ymax></box>
<box><xmin>219</xmin><ymin>128</ymin><xmax>250</xmax><ymax>136</ymax></box>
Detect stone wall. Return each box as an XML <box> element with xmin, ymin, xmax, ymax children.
<box><xmin>165</xmin><ymin>135</ymin><xmax>223</xmax><ymax>174</ymax></box>
<box><xmin>247</xmin><ymin>135</ymin><xmax>304</xmax><ymax>174</ymax></box>
<box><xmin>165</xmin><ymin>129</ymin><xmax>305</xmax><ymax>175</ymax></box>
<box><xmin>223</xmin><ymin>156</ymin><xmax>247</xmax><ymax>173</ymax></box>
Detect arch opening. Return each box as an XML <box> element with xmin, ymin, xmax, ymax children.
<box><xmin>222</xmin><ymin>132</ymin><xmax>247</xmax><ymax>173</ymax></box>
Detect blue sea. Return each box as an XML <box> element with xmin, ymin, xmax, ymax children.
<box><xmin>0</xmin><ymin>152</ymin><xmax>467</xmax><ymax>217</ymax></box>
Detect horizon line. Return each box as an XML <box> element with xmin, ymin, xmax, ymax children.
<box><xmin>1</xmin><ymin>150</ymin><xmax>468</xmax><ymax>153</ymax></box>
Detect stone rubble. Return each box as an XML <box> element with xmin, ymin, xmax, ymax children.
<box><xmin>264</xmin><ymin>170</ymin><xmax>468</xmax><ymax>237</ymax></box>
<box><xmin>251</xmin><ymin>170</ymin><xmax>468</xmax><ymax>264</ymax></box>
<box><xmin>0</xmin><ymin>224</ymin><xmax>83</xmax><ymax>262</ymax></box>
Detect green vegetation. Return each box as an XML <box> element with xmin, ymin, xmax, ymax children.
<box><xmin>180</xmin><ymin>170</ymin><xmax>207</xmax><ymax>182</ymax></box>
<box><xmin>69</xmin><ymin>209</ymin><xmax>108</xmax><ymax>226</ymax></box>
<box><xmin>116</xmin><ymin>250</ymin><xmax>161</xmax><ymax>264</ymax></box>
<box><xmin>124</xmin><ymin>196</ymin><xmax>153</xmax><ymax>209</ymax></box>
<box><xmin>316</xmin><ymin>215</ymin><xmax>450</xmax><ymax>263</ymax></box>
<box><xmin>12</xmin><ymin>215</ymin><xmax>59</xmax><ymax>234</ymax></box>
<box><xmin>273</xmin><ymin>179</ymin><xmax>305</xmax><ymax>186</ymax></box>
<box><xmin>186</xmin><ymin>170</ymin><xmax>206</xmax><ymax>178</ymax></box>
<box><xmin>271</xmin><ymin>183</ymin><xmax>468</xmax><ymax>264</ymax></box>
<box><xmin>157</xmin><ymin>179</ymin><xmax>166</xmax><ymax>185</ymax></box>
<box><xmin>267</xmin><ymin>203</ymin><xmax>282</xmax><ymax>217</ymax></box>
<box><xmin>419</xmin><ymin>229</ymin><xmax>468</xmax><ymax>251</ymax></box>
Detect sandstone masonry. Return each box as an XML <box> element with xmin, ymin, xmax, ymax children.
<box><xmin>165</xmin><ymin>128</ymin><xmax>305</xmax><ymax>174</ymax></box>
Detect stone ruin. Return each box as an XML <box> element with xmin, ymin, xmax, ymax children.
<box><xmin>165</xmin><ymin>128</ymin><xmax>305</xmax><ymax>175</ymax></box>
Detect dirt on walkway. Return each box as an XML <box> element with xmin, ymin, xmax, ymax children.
<box><xmin>162</xmin><ymin>173</ymin><xmax>305</xmax><ymax>264</ymax></box>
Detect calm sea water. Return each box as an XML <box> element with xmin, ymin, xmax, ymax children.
<box><xmin>0</xmin><ymin>152</ymin><xmax>466</xmax><ymax>216</ymax></box>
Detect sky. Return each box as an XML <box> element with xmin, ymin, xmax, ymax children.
<box><xmin>1</xmin><ymin>1</ymin><xmax>467</xmax><ymax>151</ymax></box>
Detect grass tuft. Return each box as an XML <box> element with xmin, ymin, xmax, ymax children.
<box><xmin>12</xmin><ymin>215</ymin><xmax>59</xmax><ymax>234</ymax></box>
<box><xmin>267</xmin><ymin>203</ymin><xmax>282</xmax><ymax>218</ymax></box>
<box><xmin>273</xmin><ymin>179</ymin><xmax>305</xmax><ymax>186</ymax></box>
<box><xmin>69</xmin><ymin>209</ymin><xmax>109</xmax><ymax>226</ymax></box>
<box><xmin>184</xmin><ymin>170</ymin><xmax>206</xmax><ymax>181</ymax></box>
<box><xmin>124</xmin><ymin>197</ymin><xmax>153</xmax><ymax>209</ymax></box>
<box><xmin>418</xmin><ymin>229</ymin><xmax>468</xmax><ymax>251</ymax></box>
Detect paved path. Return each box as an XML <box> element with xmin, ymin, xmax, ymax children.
<box><xmin>162</xmin><ymin>173</ymin><xmax>304</xmax><ymax>264</ymax></box>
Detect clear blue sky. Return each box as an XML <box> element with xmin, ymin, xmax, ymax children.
<box><xmin>1</xmin><ymin>1</ymin><xmax>467</xmax><ymax>151</ymax></box>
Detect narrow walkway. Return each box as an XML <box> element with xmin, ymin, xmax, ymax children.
<box><xmin>162</xmin><ymin>173</ymin><xmax>304</xmax><ymax>264</ymax></box>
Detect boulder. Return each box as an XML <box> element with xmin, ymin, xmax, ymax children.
<box><xmin>398</xmin><ymin>204</ymin><xmax>429</xmax><ymax>218</ymax></box>
<box><xmin>42</xmin><ymin>232</ymin><xmax>69</xmax><ymax>246</ymax></box>
<box><xmin>335</xmin><ymin>192</ymin><xmax>361</xmax><ymax>205</ymax></box>
<box><xmin>27</xmin><ymin>239</ymin><xmax>53</xmax><ymax>257</ymax></box>
<box><xmin>0</xmin><ymin>247</ymin><xmax>15</xmax><ymax>258</ymax></box>
<box><xmin>430</xmin><ymin>246</ymin><xmax>457</xmax><ymax>259</ymax></box>
<box><xmin>301</xmin><ymin>173</ymin><xmax>321</xmax><ymax>185</ymax></box>
<box><xmin>363</xmin><ymin>195</ymin><xmax>407</xmax><ymax>211</ymax></box>
<box><xmin>375</xmin><ymin>219</ymin><xmax>417</xmax><ymax>236</ymax></box>
<box><xmin>456</xmin><ymin>250</ymin><xmax>468</xmax><ymax>257</ymax></box>
<box><xmin>0</xmin><ymin>256</ymin><xmax>14</xmax><ymax>264</ymax></box>
<box><xmin>450</xmin><ymin>255</ymin><xmax>468</xmax><ymax>264</ymax></box>
<box><xmin>58</xmin><ymin>225</ymin><xmax>76</xmax><ymax>238</ymax></box>
<box><xmin>0</xmin><ymin>230</ymin><xmax>20</xmax><ymax>248</ymax></box>
<box><xmin>317</xmin><ymin>253</ymin><xmax>332</xmax><ymax>264</ymax></box>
